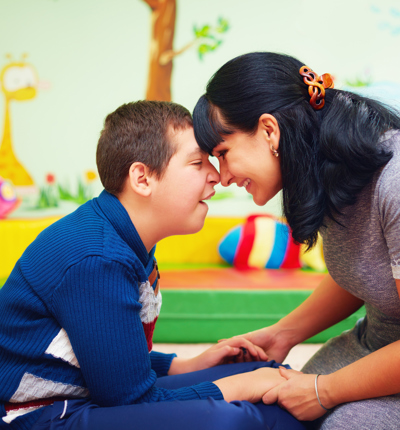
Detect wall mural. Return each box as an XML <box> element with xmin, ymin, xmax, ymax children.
<box><xmin>142</xmin><ymin>0</ymin><xmax>228</xmax><ymax>101</ymax></box>
<box><xmin>345</xmin><ymin>5</ymin><xmax>400</xmax><ymax>111</ymax></box>
<box><xmin>0</xmin><ymin>52</ymin><xmax>99</xmax><ymax>213</ymax></box>
<box><xmin>0</xmin><ymin>55</ymin><xmax>37</xmax><ymax>193</ymax></box>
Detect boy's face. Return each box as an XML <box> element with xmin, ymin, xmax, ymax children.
<box><xmin>151</xmin><ymin>126</ymin><xmax>220</xmax><ymax>236</ymax></box>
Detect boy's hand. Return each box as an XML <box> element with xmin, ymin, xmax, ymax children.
<box><xmin>214</xmin><ymin>367</ymin><xmax>286</xmax><ymax>403</ymax></box>
<box><xmin>168</xmin><ymin>338</ymin><xmax>268</xmax><ymax>375</ymax></box>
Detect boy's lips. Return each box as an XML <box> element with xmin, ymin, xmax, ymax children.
<box><xmin>200</xmin><ymin>191</ymin><xmax>216</xmax><ymax>202</ymax></box>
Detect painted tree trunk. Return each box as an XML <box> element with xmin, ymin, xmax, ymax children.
<box><xmin>143</xmin><ymin>0</ymin><xmax>176</xmax><ymax>101</ymax></box>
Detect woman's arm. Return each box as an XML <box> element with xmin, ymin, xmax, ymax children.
<box><xmin>242</xmin><ymin>274</ymin><xmax>364</xmax><ymax>362</ymax></box>
<box><xmin>323</xmin><ymin>278</ymin><xmax>400</xmax><ymax>406</ymax></box>
<box><xmin>262</xmin><ymin>279</ymin><xmax>400</xmax><ymax>421</ymax></box>
<box><xmin>275</xmin><ymin>273</ymin><xmax>364</xmax><ymax>345</ymax></box>
<box><xmin>323</xmin><ymin>334</ymin><xmax>400</xmax><ymax>406</ymax></box>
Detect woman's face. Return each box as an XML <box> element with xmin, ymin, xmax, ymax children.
<box><xmin>210</xmin><ymin>115</ymin><xmax>282</xmax><ymax>206</ymax></box>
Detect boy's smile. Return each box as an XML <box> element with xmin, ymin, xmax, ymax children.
<box><xmin>199</xmin><ymin>189</ymin><xmax>216</xmax><ymax>205</ymax></box>
<box><xmin>150</xmin><ymin>127</ymin><xmax>220</xmax><ymax>237</ymax></box>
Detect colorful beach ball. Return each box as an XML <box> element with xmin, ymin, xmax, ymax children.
<box><xmin>219</xmin><ymin>214</ymin><xmax>302</xmax><ymax>270</ymax></box>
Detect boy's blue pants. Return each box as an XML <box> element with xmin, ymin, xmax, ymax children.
<box><xmin>32</xmin><ymin>361</ymin><xmax>307</xmax><ymax>430</ymax></box>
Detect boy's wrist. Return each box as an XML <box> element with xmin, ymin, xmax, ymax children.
<box><xmin>213</xmin><ymin>376</ymin><xmax>240</xmax><ymax>402</ymax></box>
<box><xmin>168</xmin><ymin>357</ymin><xmax>196</xmax><ymax>375</ymax></box>
<box><xmin>168</xmin><ymin>357</ymin><xmax>182</xmax><ymax>375</ymax></box>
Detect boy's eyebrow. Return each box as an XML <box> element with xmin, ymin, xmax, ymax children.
<box><xmin>186</xmin><ymin>148</ymin><xmax>206</xmax><ymax>158</ymax></box>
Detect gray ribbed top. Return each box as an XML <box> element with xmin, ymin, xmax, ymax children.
<box><xmin>321</xmin><ymin>130</ymin><xmax>400</xmax><ymax>351</ymax></box>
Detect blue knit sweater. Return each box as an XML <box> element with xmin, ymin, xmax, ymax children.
<box><xmin>0</xmin><ymin>190</ymin><xmax>222</xmax><ymax>429</ymax></box>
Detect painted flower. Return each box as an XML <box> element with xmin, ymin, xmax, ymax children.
<box><xmin>85</xmin><ymin>170</ymin><xmax>97</xmax><ymax>183</ymax></box>
<box><xmin>46</xmin><ymin>173</ymin><xmax>56</xmax><ymax>184</ymax></box>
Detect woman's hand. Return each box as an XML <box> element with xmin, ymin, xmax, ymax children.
<box><xmin>168</xmin><ymin>338</ymin><xmax>269</xmax><ymax>375</ymax></box>
<box><xmin>221</xmin><ymin>324</ymin><xmax>295</xmax><ymax>363</ymax></box>
<box><xmin>263</xmin><ymin>367</ymin><xmax>332</xmax><ymax>421</ymax></box>
<box><xmin>225</xmin><ymin>275</ymin><xmax>365</xmax><ymax>364</ymax></box>
<box><xmin>214</xmin><ymin>367</ymin><xmax>286</xmax><ymax>403</ymax></box>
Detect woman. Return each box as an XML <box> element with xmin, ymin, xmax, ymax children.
<box><xmin>193</xmin><ymin>52</ymin><xmax>400</xmax><ymax>429</ymax></box>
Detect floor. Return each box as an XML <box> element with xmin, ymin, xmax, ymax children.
<box><xmin>154</xmin><ymin>343</ymin><xmax>322</xmax><ymax>371</ymax></box>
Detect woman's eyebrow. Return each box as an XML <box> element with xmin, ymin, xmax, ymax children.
<box><xmin>212</xmin><ymin>148</ymin><xmax>223</xmax><ymax>156</ymax></box>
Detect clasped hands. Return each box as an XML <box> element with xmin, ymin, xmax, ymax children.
<box><xmin>168</xmin><ymin>335</ymin><xmax>330</xmax><ymax>421</ymax></box>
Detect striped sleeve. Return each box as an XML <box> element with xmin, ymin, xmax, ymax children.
<box><xmin>52</xmin><ymin>257</ymin><xmax>223</xmax><ymax>406</ymax></box>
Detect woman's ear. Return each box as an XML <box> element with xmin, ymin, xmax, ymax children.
<box><xmin>258</xmin><ymin>113</ymin><xmax>280</xmax><ymax>150</ymax></box>
<box><xmin>127</xmin><ymin>162</ymin><xmax>152</xmax><ymax>197</ymax></box>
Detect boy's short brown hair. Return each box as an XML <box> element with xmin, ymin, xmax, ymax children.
<box><xmin>96</xmin><ymin>100</ymin><xmax>193</xmax><ymax>195</ymax></box>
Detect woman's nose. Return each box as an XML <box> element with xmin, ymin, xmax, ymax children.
<box><xmin>219</xmin><ymin>162</ymin><xmax>233</xmax><ymax>187</ymax></box>
<box><xmin>208</xmin><ymin>162</ymin><xmax>220</xmax><ymax>185</ymax></box>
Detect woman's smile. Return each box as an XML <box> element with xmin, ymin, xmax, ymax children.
<box><xmin>211</xmin><ymin>121</ymin><xmax>282</xmax><ymax>206</ymax></box>
<box><xmin>239</xmin><ymin>178</ymin><xmax>251</xmax><ymax>189</ymax></box>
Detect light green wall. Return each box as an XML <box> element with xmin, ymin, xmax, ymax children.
<box><xmin>1</xmin><ymin>0</ymin><xmax>400</xmax><ymax>216</ymax></box>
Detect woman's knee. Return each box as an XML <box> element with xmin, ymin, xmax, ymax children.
<box><xmin>317</xmin><ymin>397</ymin><xmax>400</xmax><ymax>430</ymax></box>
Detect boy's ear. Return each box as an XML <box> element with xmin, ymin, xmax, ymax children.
<box><xmin>127</xmin><ymin>162</ymin><xmax>152</xmax><ymax>197</ymax></box>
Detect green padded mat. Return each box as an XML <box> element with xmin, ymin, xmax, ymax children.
<box><xmin>154</xmin><ymin>289</ymin><xmax>365</xmax><ymax>343</ymax></box>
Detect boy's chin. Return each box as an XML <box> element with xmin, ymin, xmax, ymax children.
<box><xmin>176</xmin><ymin>217</ymin><xmax>206</xmax><ymax>236</ymax></box>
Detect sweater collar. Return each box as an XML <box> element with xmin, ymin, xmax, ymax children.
<box><xmin>94</xmin><ymin>190</ymin><xmax>154</xmax><ymax>267</ymax></box>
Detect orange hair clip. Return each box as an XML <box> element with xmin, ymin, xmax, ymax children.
<box><xmin>299</xmin><ymin>66</ymin><xmax>334</xmax><ymax>110</ymax></box>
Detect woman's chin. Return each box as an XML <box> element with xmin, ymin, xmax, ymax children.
<box><xmin>254</xmin><ymin>198</ymin><xmax>267</xmax><ymax>206</ymax></box>
<box><xmin>251</xmin><ymin>193</ymin><xmax>264</xmax><ymax>206</ymax></box>
<box><xmin>252</xmin><ymin>192</ymin><xmax>273</xmax><ymax>206</ymax></box>
<box><xmin>252</xmin><ymin>187</ymin><xmax>282</xmax><ymax>206</ymax></box>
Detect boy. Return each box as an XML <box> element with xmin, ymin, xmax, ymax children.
<box><xmin>0</xmin><ymin>101</ymin><xmax>305</xmax><ymax>430</ymax></box>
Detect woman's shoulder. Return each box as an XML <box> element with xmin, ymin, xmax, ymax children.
<box><xmin>375</xmin><ymin>130</ymin><xmax>400</xmax><ymax>201</ymax></box>
<box><xmin>379</xmin><ymin>129</ymin><xmax>400</xmax><ymax>155</ymax></box>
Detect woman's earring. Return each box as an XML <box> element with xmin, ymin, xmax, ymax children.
<box><xmin>270</xmin><ymin>144</ymin><xmax>279</xmax><ymax>157</ymax></box>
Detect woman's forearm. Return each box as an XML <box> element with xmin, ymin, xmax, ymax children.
<box><xmin>321</xmin><ymin>278</ymin><xmax>400</xmax><ymax>407</ymax></box>
<box><xmin>321</xmin><ymin>339</ymin><xmax>400</xmax><ymax>408</ymax></box>
<box><xmin>276</xmin><ymin>274</ymin><xmax>364</xmax><ymax>346</ymax></box>
<box><xmin>262</xmin><ymin>342</ymin><xmax>400</xmax><ymax>421</ymax></box>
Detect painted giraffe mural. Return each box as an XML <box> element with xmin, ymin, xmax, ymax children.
<box><xmin>0</xmin><ymin>54</ymin><xmax>37</xmax><ymax>193</ymax></box>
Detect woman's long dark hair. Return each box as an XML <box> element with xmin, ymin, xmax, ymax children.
<box><xmin>193</xmin><ymin>52</ymin><xmax>400</xmax><ymax>248</ymax></box>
